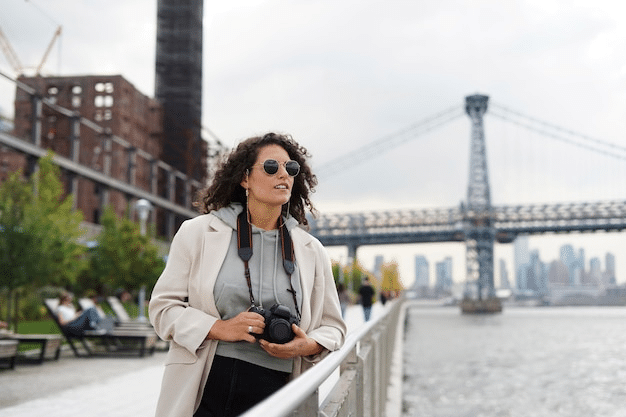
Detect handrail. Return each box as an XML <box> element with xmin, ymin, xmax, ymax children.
<box><xmin>240</xmin><ymin>297</ymin><xmax>405</xmax><ymax>417</ymax></box>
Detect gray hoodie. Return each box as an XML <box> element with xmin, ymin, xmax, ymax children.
<box><xmin>212</xmin><ymin>203</ymin><xmax>302</xmax><ymax>373</ymax></box>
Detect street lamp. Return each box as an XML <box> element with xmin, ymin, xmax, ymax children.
<box><xmin>136</xmin><ymin>198</ymin><xmax>153</xmax><ymax>236</ymax></box>
<box><xmin>135</xmin><ymin>198</ymin><xmax>153</xmax><ymax>321</ymax></box>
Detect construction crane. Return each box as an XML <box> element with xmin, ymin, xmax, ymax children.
<box><xmin>0</xmin><ymin>26</ymin><xmax>24</xmax><ymax>74</ymax></box>
<box><xmin>35</xmin><ymin>25</ymin><xmax>62</xmax><ymax>75</ymax></box>
<box><xmin>0</xmin><ymin>24</ymin><xmax>62</xmax><ymax>76</ymax></box>
<box><xmin>0</xmin><ymin>0</ymin><xmax>62</xmax><ymax>76</ymax></box>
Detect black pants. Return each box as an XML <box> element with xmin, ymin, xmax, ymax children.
<box><xmin>194</xmin><ymin>356</ymin><xmax>290</xmax><ymax>417</ymax></box>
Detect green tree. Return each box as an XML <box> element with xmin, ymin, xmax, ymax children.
<box><xmin>25</xmin><ymin>155</ymin><xmax>87</xmax><ymax>287</ymax></box>
<box><xmin>0</xmin><ymin>153</ymin><xmax>86</xmax><ymax>328</ymax></box>
<box><xmin>0</xmin><ymin>170</ymin><xmax>38</xmax><ymax>325</ymax></box>
<box><xmin>89</xmin><ymin>207</ymin><xmax>165</xmax><ymax>295</ymax></box>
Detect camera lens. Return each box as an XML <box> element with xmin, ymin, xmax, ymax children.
<box><xmin>268</xmin><ymin>319</ymin><xmax>292</xmax><ymax>344</ymax></box>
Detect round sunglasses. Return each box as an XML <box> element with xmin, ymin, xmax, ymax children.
<box><xmin>253</xmin><ymin>159</ymin><xmax>300</xmax><ymax>177</ymax></box>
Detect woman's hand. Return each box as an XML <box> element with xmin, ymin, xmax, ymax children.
<box><xmin>259</xmin><ymin>324</ymin><xmax>324</xmax><ymax>359</ymax></box>
<box><xmin>206</xmin><ymin>311</ymin><xmax>265</xmax><ymax>343</ymax></box>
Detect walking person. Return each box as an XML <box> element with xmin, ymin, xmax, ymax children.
<box><xmin>358</xmin><ymin>277</ymin><xmax>375</xmax><ymax>321</ymax></box>
<box><xmin>337</xmin><ymin>283</ymin><xmax>351</xmax><ymax>318</ymax></box>
<box><xmin>149</xmin><ymin>132</ymin><xmax>346</xmax><ymax>417</ymax></box>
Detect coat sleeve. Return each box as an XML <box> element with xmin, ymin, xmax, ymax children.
<box><xmin>149</xmin><ymin>220</ymin><xmax>218</xmax><ymax>356</ymax></box>
<box><xmin>303</xmin><ymin>238</ymin><xmax>347</xmax><ymax>363</ymax></box>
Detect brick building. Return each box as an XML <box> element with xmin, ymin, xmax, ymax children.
<box><xmin>12</xmin><ymin>74</ymin><xmax>164</xmax><ymax>225</ymax></box>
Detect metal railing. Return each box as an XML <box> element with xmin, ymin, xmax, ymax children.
<box><xmin>240</xmin><ymin>297</ymin><xmax>405</xmax><ymax>417</ymax></box>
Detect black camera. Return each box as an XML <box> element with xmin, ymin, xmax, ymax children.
<box><xmin>249</xmin><ymin>304</ymin><xmax>299</xmax><ymax>344</ymax></box>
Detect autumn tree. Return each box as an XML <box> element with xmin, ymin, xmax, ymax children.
<box><xmin>380</xmin><ymin>261</ymin><xmax>404</xmax><ymax>293</ymax></box>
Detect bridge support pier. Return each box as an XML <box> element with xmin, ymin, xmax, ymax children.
<box><xmin>347</xmin><ymin>244</ymin><xmax>358</xmax><ymax>264</ymax></box>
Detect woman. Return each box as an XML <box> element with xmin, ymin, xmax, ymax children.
<box><xmin>149</xmin><ymin>132</ymin><xmax>346</xmax><ymax>417</ymax></box>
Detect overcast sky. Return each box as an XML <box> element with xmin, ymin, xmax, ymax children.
<box><xmin>2</xmin><ymin>0</ymin><xmax>626</xmax><ymax>287</ymax></box>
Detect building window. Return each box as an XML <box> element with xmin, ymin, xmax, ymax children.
<box><xmin>94</xmin><ymin>95</ymin><xmax>114</xmax><ymax>107</ymax></box>
<box><xmin>104</xmin><ymin>109</ymin><xmax>113</xmax><ymax>120</ymax></box>
<box><xmin>71</xmin><ymin>85</ymin><xmax>82</xmax><ymax>108</ymax></box>
<box><xmin>95</xmin><ymin>82</ymin><xmax>114</xmax><ymax>94</ymax></box>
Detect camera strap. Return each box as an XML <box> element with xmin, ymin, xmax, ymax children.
<box><xmin>237</xmin><ymin>209</ymin><xmax>301</xmax><ymax>320</ymax></box>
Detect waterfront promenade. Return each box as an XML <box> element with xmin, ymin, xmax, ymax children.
<box><xmin>0</xmin><ymin>303</ymin><xmax>398</xmax><ymax>416</ymax></box>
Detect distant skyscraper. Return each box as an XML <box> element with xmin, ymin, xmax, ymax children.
<box><xmin>560</xmin><ymin>244</ymin><xmax>575</xmax><ymax>267</ymax></box>
<box><xmin>516</xmin><ymin>249</ymin><xmax>547</xmax><ymax>294</ymax></box>
<box><xmin>414</xmin><ymin>255</ymin><xmax>429</xmax><ymax>288</ymax></box>
<box><xmin>499</xmin><ymin>259</ymin><xmax>511</xmax><ymax>289</ymax></box>
<box><xmin>373</xmin><ymin>255</ymin><xmax>384</xmax><ymax>279</ymax></box>
<box><xmin>560</xmin><ymin>244</ymin><xmax>582</xmax><ymax>286</ymax></box>
<box><xmin>578</xmin><ymin>248</ymin><xmax>586</xmax><ymax>273</ymax></box>
<box><xmin>514</xmin><ymin>236</ymin><xmax>530</xmax><ymax>290</ymax></box>
<box><xmin>435</xmin><ymin>257</ymin><xmax>453</xmax><ymax>290</ymax></box>
<box><xmin>606</xmin><ymin>253</ymin><xmax>615</xmax><ymax>274</ymax></box>
<box><xmin>605</xmin><ymin>252</ymin><xmax>616</xmax><ymax>285</ymax></box>
<box><xmin>589</xmin><ymin>257</ymin><xmax>602</xmax><ymax>284</ymax></box>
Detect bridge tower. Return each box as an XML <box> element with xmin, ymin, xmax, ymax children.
<box><xmin>463</xmin><ymin>94</ymin><xmax>499</xmax><ymax>311</ymax></box>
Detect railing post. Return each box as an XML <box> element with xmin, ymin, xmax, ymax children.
<box><xmin>100</xmin><ymin>129</ymin><xmax>112</xmax><ymax>209</ymax></box>
<box><xmin>68</xmin><ymin>112</ymin><xmax>81</xmax><ymax>210</ymax></box>
<box><xmin>291</xmin><ymin>390</ymin><xmax>318</xmax><ymax>416</ymax></box>
<box><xmin>185</xmin><ymin>176</ymin><xmax>192</xmax><ymax>208</ymax></box>
<box><xmin>359</xmin><ymin>340</ymin><xmax>375</xmax><ymax>417</ymax></box>
<box><xmin>323</xmin><ymin>345</ymin><xmax>360</xmax><ymax>416</ymax></box>
<box><xmin>150</xmin><ymin>159</ymin><xmax>158</xmax><ymax>194</ymax></box>
<box><xmin>165</xmin><ymin>168</ymin><xmax>176</xmax><ymax>238</ymax></box>
<box><xmin>126</xmin><ymin>146</ymin><xmax>137</xmax><ymax>186</ymax></box>
<box><xmin>30</xmin><ymin>93</ymin><xmax>42</xmax><ymax>147</ymax></box>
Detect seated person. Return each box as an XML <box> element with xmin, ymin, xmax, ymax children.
<box><xmin>56</xmin><ymin>292</ymin><xmax>106</xmax><ymax>335</ymax></box>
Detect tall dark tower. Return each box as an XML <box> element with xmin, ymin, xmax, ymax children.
<box><xmin>155</xmin><ymin>0</ymin><xmax>206</xmax><ymax>183</ymax></box>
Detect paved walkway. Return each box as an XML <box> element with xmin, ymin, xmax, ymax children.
<box><xmin>0</xmin><ymin>303</ymin><xmax>398</xmax><ymax>416</ymax></box>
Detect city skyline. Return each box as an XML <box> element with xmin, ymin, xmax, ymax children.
<box><xmin>395</xmin><ymin>238</ymin><xmax>617</xmax><ymax>291</ymax></box>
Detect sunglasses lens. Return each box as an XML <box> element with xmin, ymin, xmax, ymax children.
<box><xmin>286</xmin><ymin>161</ymin><xmax>300</xmax><ymax>177</ymax></box>
<box><xmin>263</xmin><ymin>160</ymin><xmax>279</xmax><ymax>175</ymax></box>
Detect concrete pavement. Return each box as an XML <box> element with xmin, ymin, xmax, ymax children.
<box><xmin>0</xmin><ymin>303</ymin><xmax>399</xmax><ymax>417</ymax></box>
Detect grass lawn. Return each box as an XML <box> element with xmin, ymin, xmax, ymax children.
<box><xmin>14</xmin><ymin>320</ymin><xmax>60</xmax><ymax>335</ymax></box>
<box><xmin>11</xmin><ymin>320</ymin><xmax>61</xmax><ymax>352</ymax></box>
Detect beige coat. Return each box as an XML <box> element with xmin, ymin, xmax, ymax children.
<box><xmin>149</xmin><ymin>213</ymin><xmax>346</xmax><ymax>417</ymax></box>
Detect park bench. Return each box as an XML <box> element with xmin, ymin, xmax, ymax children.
<box><xmin>5</xmin><ymin>334</ymin><xmax>63</xmax><ymax>363</ymax></box>
<box><xmin>0</xmin><ymin>339</ymin><xmax>19</xmax><ymax>369</ymax></box>
<box><xmin>44</xmin><ymin>298</ymin><xmax>157</xmax><ymax>358</ymax></box>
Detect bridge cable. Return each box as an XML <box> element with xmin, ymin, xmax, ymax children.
<box><xmin>316</xmin><ymin>105</ymin><xmax>464</xmax><ymax>179</ymax></box>
<box><xmin>489</xmin><ymin>112</ymin><xmax>626</xmax><ymax>162</ymax></box>
<box><xmin>490</xmin><ymin>102</ymin><xmax>626</xmax><ymax>160</ymax></box>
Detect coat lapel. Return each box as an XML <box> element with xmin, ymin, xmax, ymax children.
<box><xmin>198</xmin><ymin>215</ymin><xmax>233</xmax><ymax>317</ymax></box>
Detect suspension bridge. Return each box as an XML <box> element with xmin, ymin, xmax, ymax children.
<box><xmin>308</xmin><ymin>94</ymin><xmax>626</xmax><ymax>311</ymax></box>
<box><xmin>1</xmin><ymin>70</ymin><xmax>625</xmax><ymax>309</ymax></box>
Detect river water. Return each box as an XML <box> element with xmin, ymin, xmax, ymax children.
<box><xmin>401</xmin><ymin>302</ymin><xmax>626</xmax><ymax>417</ymax></box>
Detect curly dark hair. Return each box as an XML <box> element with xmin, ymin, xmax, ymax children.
<box><xmin>201</xmin><ymin>132</ymin><xmax>318</xmax><ymax>226</ymax></box>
